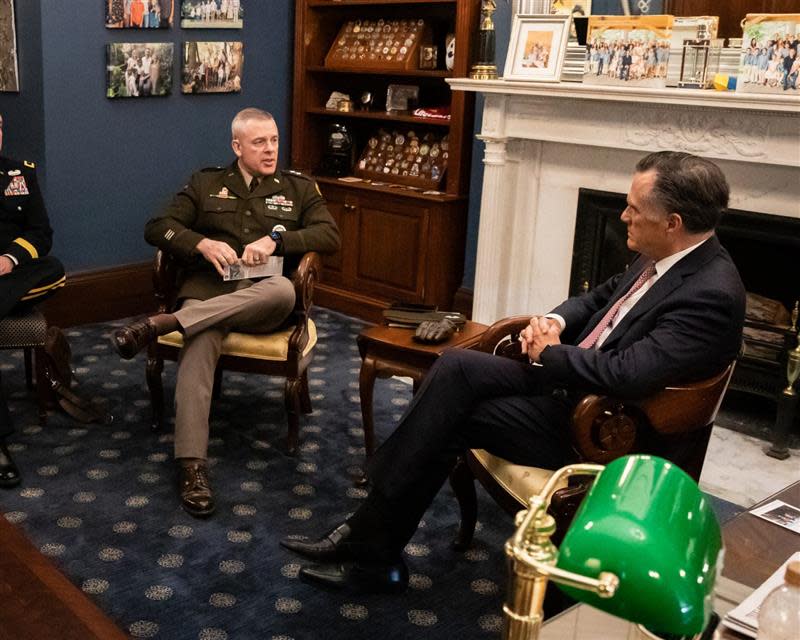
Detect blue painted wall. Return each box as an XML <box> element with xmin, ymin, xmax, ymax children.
<box><xmin>2</xmin><ymin>0</ymin><xmax>293</xmax><ymax>271</ymax></box>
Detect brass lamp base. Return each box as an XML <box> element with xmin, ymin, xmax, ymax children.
<box><xmin>470</xmin><ymin>64</ymin><xmax>497</xmax><ymax>80</ymax></box>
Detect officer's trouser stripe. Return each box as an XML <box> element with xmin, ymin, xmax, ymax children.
<box><xmin>20</xmin><ymin>276</ymin><xmax>66</xmax><ymax>300</ymax></box>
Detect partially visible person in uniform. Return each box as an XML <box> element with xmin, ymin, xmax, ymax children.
<box><xmin>0</xmin><ymin>114</ymin><xmax>66</xmax><ymax>488</ymax></box>
<box><xmin>112</xmin><ymin>107</ymin><xmax>340</xmax><ymax>517</ymax></box>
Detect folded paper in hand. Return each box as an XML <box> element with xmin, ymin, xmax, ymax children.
<box><xmin>223</xmin><ymin>257</ymin><xmax>283</xmax><ymax>281</ymax></box>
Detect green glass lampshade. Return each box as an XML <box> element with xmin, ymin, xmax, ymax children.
<box><xmin>555</xmin><ymin>455</ymin><xmax>722</xmax><ymax>636</ymax></box>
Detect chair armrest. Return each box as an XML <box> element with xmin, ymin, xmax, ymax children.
<box><xmin>153</xmin><ymin>249</ymin><xmax>180</xmax><ymax>313</ymax></box>
<box><xmin>291</xmin><ymin>252</ymin><xmax>321</xmax><ymax>314</ymax></box>
<box><xmin>569</xmin><ymin>362</ymin><xmax>736</xmax><ymax>463</ymax></box>
<box><xmin>287</xmin><ymin>252</ymin><xmax>321</xmax><ymax>358</ymax></box>
<box><xmin>476</xmin><ymin>315</ymin><xmax>531</xmax><ymax>359</ymax></box>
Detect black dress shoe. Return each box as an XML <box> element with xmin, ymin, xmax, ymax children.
<box><xmin>280</xmin><ymin>523</ymin><xmax>357</xmax><ymax>562</ymax></box>
<box><xmin>112</xmin><ymin>318</ymin><xmax>158</xmax><ymax>360</ymax></box>
<box><xmin>300</xmin><ymin>558</ymin><xmax>408</xmax><ymax>595</ymax></box>
<box><xmin>178</xmin><ymin>460</ymin><xmax>215</xmax><ymax>517</ymax></box>
<box><xmin>0</xmin><ymin>442</ymin><xmax>21</xmax><ymax>488</ymax></box>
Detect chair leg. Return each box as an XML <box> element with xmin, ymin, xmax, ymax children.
<box><xmin>449</xmin><ymin>455</ymin><xmax>477</xmax><ymax>551</ymax></box>
<box><xmin>146</xmin><ymin>351</ymin><xmax>165</xmax><ymax>432</ymax></box>
<box><xmin>299</xmin><ymin>369</ymin><xmax>312</xmax><ymax>414</ymax></box>
<box><xmin>33</xmin><ymin>346</ymin><xmax>48</xmax><ymax>426</ymax></box>
<box><xmin>24</xmin><ymin>347</ymin><xmax>34</xmax><ymax>390</ymax></box>
<box><xmin>285</xmin><ymin>376</ymin><xmax>302</xmax><ymax>456</ymax></box>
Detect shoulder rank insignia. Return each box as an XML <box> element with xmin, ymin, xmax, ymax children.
<box><xmin>24</xmin><ymin>160</ymin><xmax>35</xmax><ymax>168</ymax></box>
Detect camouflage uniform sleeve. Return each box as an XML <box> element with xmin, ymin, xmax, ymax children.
<box><xmin>280</xmin><ymin>178</ymin><xmax>341</xmax><ymax>256</ymax></box>
<box><xmin>144</xmin><ymin>171</ymin><xmax>208</xmax><ymax>260</ymax></box>
<box><xmin>4</xmin><ymin>164</ymin><xmax>54</xmax><ymax>265</ymax></box>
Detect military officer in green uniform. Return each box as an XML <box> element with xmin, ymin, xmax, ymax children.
<box><xmin>113</xmin><ymin>107</ymin><xmax>340</xmax><ymax>517</ymax></box>
<box><xmin>0</xmin><ymin>114</ymin><xmax>66</xmax><ymax>487</ymax></box>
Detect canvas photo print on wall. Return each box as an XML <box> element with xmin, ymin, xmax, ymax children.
<box><xmin>584</xmin><ymin>15</ymin><xmax>673</xmax><ymax>88</ymax></box>
<box><xmin>181</xmin><ymin>0</ymin><xmax>242</xmax><ymax>29</ymax></box>
<box><xmin>0</xmin><ymin>0</ymin><xmax>19</xmax><ymax>92</ymax></box>
<box><xmin>106</xmin><ymin>43</ymin><xmax>174</xmax><ymax>98</ymax></box>
<box><xmin>182</xmin><ymin>41</ymin><xmax>243</xmax><ymax>93</ymax></box>
<box><xmin>106</xmin><ymin>0</ymin><xmax>175</xmax><ymax>28</ymax></box>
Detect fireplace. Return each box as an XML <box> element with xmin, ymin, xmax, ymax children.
<box><xmin>570</xmin><ymin>188</ymin><xmax>800</xmax><ymax>399</ymax></box>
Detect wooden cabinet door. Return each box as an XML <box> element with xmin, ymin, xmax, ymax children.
<box><xmin>352</xmin><ymin>193</ymin><xmax>430</xmax><ymax>302</ymax></box>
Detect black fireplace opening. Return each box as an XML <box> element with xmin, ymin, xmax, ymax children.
<box><xmin>570</xmin><ymin>187</ymin><xmax>800</xmax><ymax>416</ymax></box>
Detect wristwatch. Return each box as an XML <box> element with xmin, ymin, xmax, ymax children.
<box><xmin>270</xmin><ymin>230</ymin><xmax>284</xmax><ymax>255</ymax></box>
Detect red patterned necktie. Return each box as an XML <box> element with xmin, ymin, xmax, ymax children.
<box><xmin>577</xmin><ymin>261</ymin><xmax>657</xmax><ymax>349</ymax></box>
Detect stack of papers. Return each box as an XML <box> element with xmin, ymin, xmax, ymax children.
<box><xmin>222</xmin><ymin>257</ymin><xmax>283</xmax><ymax>281</ymax></box>
<box><xmin>722</xmin><ymin>551</ymin><xmax>800</xmax><ymax>638</ymax></box>
<box><xmin>561</xmin><ymin>43</ymin><xmax>587</xmax><ymax>83</ymax></box>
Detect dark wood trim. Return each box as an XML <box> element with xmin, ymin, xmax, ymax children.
<box><xmin>40</xmin><ymin>262</ymin><xmax>156</xmax><ymax>327</ymax></box>
<box><xmin>314</xmin><ymin>283</ymin><xmax>389</xmax><ymax>324</ymax></box>
<box><xmin>0</xmin><ymin>516</ymin><xmax>128</xmax><ymax>640</ymax></box>
<box><xmin>452</xmin><ymin>286</ymin><xmax>473</xmax><ymax>319</ymax></box>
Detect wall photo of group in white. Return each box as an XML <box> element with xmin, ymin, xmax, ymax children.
<box><xmin>182</xmin><ymin>41</ymin><xmax>243</xmax><ymax>93</ymax></box>
<box><xmin>737</xmin><ymin>14</ymin><xmax>800</xmax><ymax>94</ymax></box>
<box><xmin>181</xmin><ymin>0</ymin><xmax>242</xmax><ymax>29</ymax></box>
<box><xmin>0</xmin><ymin>0</ymin><xmax>19</xmax><ymax>92</ymax></box>
<box><xmin>106</xmin><ymin>43</ymin><xmax>174</xmax><ymax>98</ymax></box>
<box><xmin>106</xmin><ymin>0</ymin><xmax>175</xmax><ymax>28</ymax></box>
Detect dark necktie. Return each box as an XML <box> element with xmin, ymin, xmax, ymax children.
<box><xmin>577</xmin><ymin>261</ymin><xmax>657</xmax><ymax>349</ymax></box>
<box><xmin>248</xmin><ymin>177</ymin><xmax>259</xmax><ymax>192</ymax></box>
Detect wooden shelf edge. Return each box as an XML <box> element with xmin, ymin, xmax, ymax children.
<box><xmin>306</xmin><ymin>107</ymin><xmax>451</xmax><ymax>126</ymax></box>
<box><xmin>313</xmin><ymin>175</ymin><xmax>465</xmax><ymax>202</ymax></box>
<box><xmin>309</xmin><ymin>0</ymin><xmax>457</xmax><ymax>6</ymax></box>
<box><xmin>308</xmin><ymin>65</ymin><xmax>451</xmax><ymax>78</ymax></box>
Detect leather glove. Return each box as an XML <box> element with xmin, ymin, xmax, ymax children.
<box><xmin>413</xmin><ymin>318</ymin><xmax>457</xmax><ymax>344</ymax></box>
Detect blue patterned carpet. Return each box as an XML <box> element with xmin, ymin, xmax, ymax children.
<box><xmin>0</xmin><ymin>308</ymin><xmax>745</xmax><ymax>639</ymax></box>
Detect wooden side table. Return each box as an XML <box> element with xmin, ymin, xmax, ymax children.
<box><xmin>356</xmin><ymin>321</ymin><xmax>488</xmax><ymax>466</ymax></box>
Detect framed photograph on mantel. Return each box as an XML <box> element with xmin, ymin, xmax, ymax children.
<box><xmin>583</xmin><ymin>15</ymin><xmax>673</xmax><ymax>88</ymax></box>
<box><xmin>504</xmin><ymin>14</ymin><xmax>571</xmax><ymax>82</ymax></box>
<box><xmin>736</xmin><ymin>13</ymin><xmax>800</xmax><ymax>95</ymax></box>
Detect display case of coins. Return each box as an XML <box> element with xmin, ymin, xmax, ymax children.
<box><xmin>355</xmin><ymin>129</ymin><xmax>448</xmax><ymax>189</ymax></box>
<box><xmin>325</xmin><ymin>18</ymin><xmax>429</xmax><ymax>70</ymax></box>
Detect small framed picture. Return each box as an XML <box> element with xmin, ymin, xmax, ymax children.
<box><xmin>181</xmin><ymin>0</ymin><xmax>242</xmax><ymax>29</ymax></box>
<box><xmin>736</xmin><ymin>13</ymin><xmax>800</xmax><ymax>95</ymax></box>
<box><xmin>504</xmin><ymin>14</ymin><xmax>571</xmax><ymax>82</ymax></box>
<box><xmin>0</xmin><ymin>0</ymin><xmax>19</xmax><ymax>91</ymax></box>
<box><xmin>182</xmin><ymin>41</ymin><xmax>243</xmax><ymax>93</ymax></box>
<box><xmin>105</xmin><ymin>0</ymin><xmax>175</xmax><ymax>29</ymax></box>
<box><xmin>106</xmin><ymin>43</ymin><xmax>174</xmax><ymax>98</ymax></box>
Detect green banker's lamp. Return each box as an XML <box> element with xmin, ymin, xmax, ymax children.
<box><xmin>503</xmin><ymin>455</ymin><xmax>722</xmax><ymax>640</ymax></box>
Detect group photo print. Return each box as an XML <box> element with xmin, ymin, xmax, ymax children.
<box><xmin>105</xmin><ymin>42</ymin><xmax>174</xmax><ymax>98</ymax></box>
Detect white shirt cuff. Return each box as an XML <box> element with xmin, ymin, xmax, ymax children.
<box><xmin>544</xmin><ymin>313</ymin><xmax>566</xmax><ymax>332</ymax></box>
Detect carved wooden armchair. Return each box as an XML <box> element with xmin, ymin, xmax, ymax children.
<box><xmin>145</xmin><ymin>249</ymin><xmax>321</xmax><ymax>455</ymax></box>
<box><xmin>451</xmin><ymin>314</ymin><xmax>736</xmax><ymax>550</ymax></box>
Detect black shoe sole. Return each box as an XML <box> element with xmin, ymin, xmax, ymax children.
<box><xmin>0</xmin><ymin>477</ymin><xmax>21</xmax><ymax>489</ymax></box>
<box><xmin>181</xmin><ymin>502</ymin><xmax>216</xmax><ymax>518</ymax></box>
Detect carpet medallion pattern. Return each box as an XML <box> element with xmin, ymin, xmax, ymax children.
<box><xmin>0</xmin><ymin>310</ymin><xmax>513</xmax><ymax>640</ymax></box>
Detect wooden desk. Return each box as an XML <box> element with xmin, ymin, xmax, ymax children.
<box><xmin>721</xmin><ymin>480</ymin><xmax>800</xmax><ymax>589</ymax></box>
<box><xmin>356</xmin><ymin>321</ymin><xmax>487</xmax><ymax>463</ymax></box>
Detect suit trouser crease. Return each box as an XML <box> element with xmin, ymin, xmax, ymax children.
<box><xmin>172</xmin><ymin>277</ymin><xmax>295</xmax><ymax>459</ymax></box>
<box><xmin>359</xmin><ymin>349</ymin><xmax>573</xmax><ymax>554</ymax></box>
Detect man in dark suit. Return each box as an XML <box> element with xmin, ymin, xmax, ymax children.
<box><xmin>112</xmin><ymin>108</ymin><xmax>340</xmax><ymax>517</ymax></box>
<box><xmin>0</xmin><ymin>114</ymin><xmax>66</xmax><ymax>487</ymax></box>
<box><xmin>281</xmin><ymin>151</ymin><xmax>746</xmax><ymax>594</ymax></box>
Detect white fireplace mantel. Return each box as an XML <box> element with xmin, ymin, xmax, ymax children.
<box><xmin>447</xmin><ymin>79</ymin><xmax>800</xmax><ymax>323</ymax></box>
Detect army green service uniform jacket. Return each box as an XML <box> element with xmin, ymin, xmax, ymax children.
<box><xmin>1</xmin><ymin>156</ymin><xmax>53</xmax><ymax>265</ymax></box>
<box><xmin>144</xmin><ymin>162</ymin><xmax>340</xmax><ymax>301</ymax></box>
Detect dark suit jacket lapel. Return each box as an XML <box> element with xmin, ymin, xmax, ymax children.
<box><xmin>601</xmin><ymin>235</ymin><xmax>722</xmax><ymax>349</ymax></box>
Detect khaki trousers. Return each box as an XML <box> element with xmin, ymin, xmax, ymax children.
<box><xmin>172</xmin><ymin>276</ymin><xmax>295</xmax><ymax>460</ymax></box>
